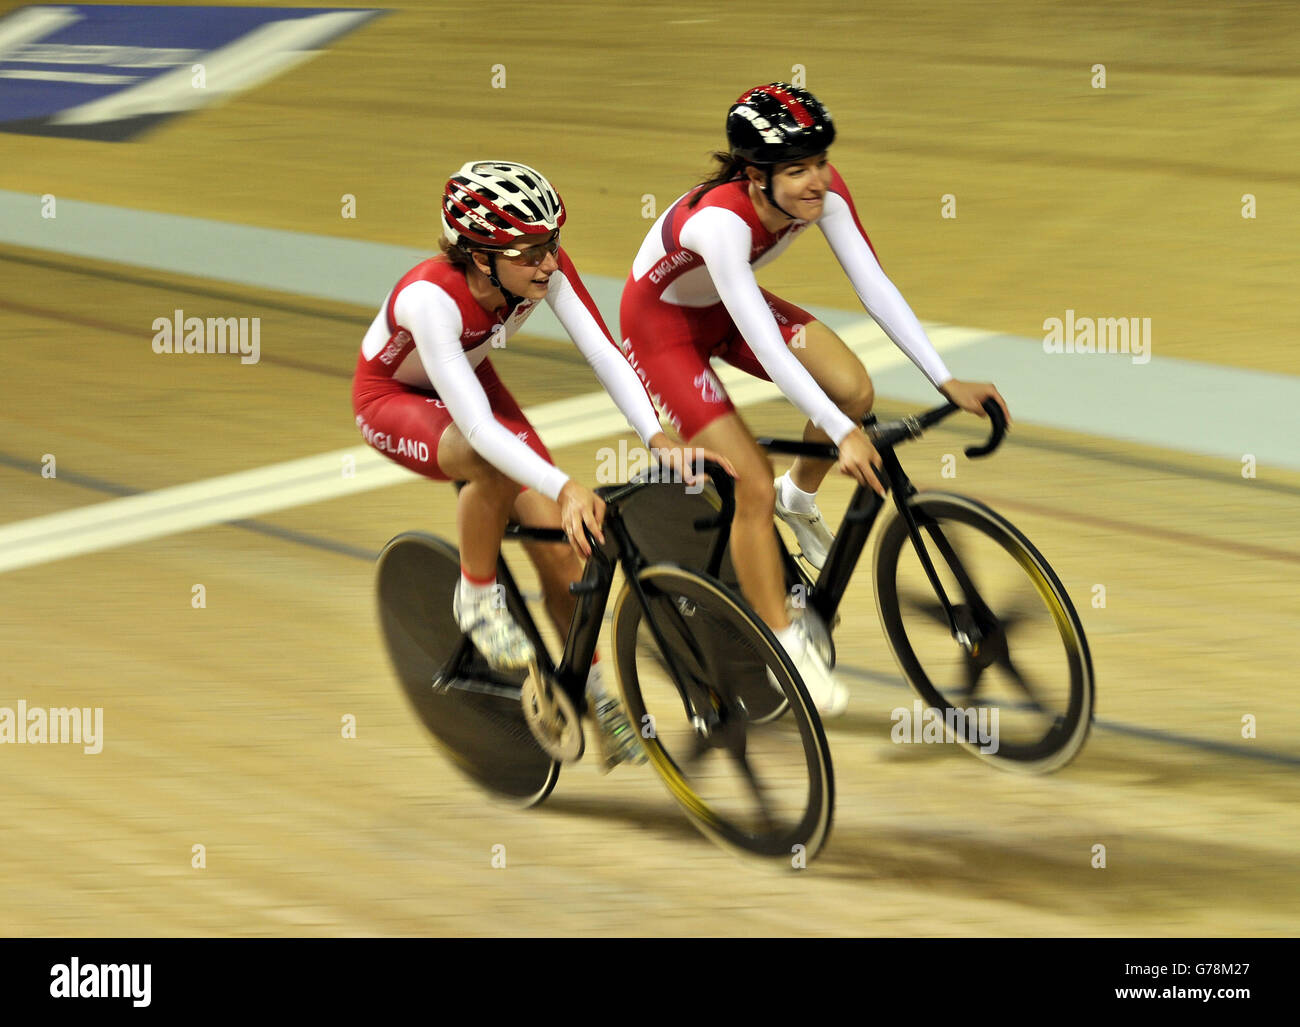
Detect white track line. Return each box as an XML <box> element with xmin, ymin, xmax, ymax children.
<box><xmin>0</xmin><ymin>321</ymin><xmax>990</xmax><ymax>573</ymax></box>
<box><xmin>49</xmin><ymin>11</ymin><xmax>375</xmax><ymax>126</ymax></box>
<box><xmin>0</xmin><ymin>7</ymin><xmax>82</xmax><ymax>58</ymax></box>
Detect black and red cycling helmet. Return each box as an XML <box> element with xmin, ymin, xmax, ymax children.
<box><xmin>726</xmin><ymin>83</ymin><xmax>836</xmax><ymax>166</ymax></box>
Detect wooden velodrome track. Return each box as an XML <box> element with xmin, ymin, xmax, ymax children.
<box><xmin>2</xmin><ymin>0</ymin><xmax>1298</xmax><ymax>936</ymax></box>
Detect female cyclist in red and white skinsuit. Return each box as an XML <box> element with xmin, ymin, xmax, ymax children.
<box><xmin>353</xmin><ymin>160</ymin><xmax>731</xmax><ymax>770</ymax></box>
<box><xmin>620</xmin><ymin>84</ymin><xmax>1011</xmax><ymax>717</ymax></box>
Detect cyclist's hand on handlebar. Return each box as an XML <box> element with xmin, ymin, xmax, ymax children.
<box><xmin>939</xmin><ymin>379</ymin><xmax>1012</xmax><ymax>427</ymax></box>
<box><xmin>837</xmin><ymin>429</ymin><xmax>886</xmax><ymax>496</ymax></box>
<box><xmin>648</xmin><ymin>432</ymin><xmax>738</xmax><ymax>489</ymax></box>
<box><xmin>558</xmin><ymin>480</ymin><xmax>606</xmax><ymax>558</ymax></box>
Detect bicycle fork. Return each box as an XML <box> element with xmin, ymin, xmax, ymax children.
<box><xmin>885</xmin><ymin>460</ymin><xmax>998</xmax><ymax>662</ymax></box>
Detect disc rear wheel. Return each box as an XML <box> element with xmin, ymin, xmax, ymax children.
<box><xmin>376</xmin><ymin>532</ymin><xmax>560</xmax><ymax>806</ymax></box>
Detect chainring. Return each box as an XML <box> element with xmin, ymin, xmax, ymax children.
<box><xmin>520</xmin><ymin>664</ymin><xmax>585</xmax><ymax>762</ymax></box>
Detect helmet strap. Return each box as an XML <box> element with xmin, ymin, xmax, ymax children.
<box><xmin>762</xmin><ymin>168</ymin><xmax>798</xmax><ymax>221</ymax></box>
<box><xmin>485</xmin><ymin>253</ymin><xmax>523</xmax><ymax>309</ymax></box>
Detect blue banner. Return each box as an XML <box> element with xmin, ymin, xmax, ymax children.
<box><xmin>0</xmin><ymin>5</ymin><xmax>382</xmax><ymax>140</ymax></box>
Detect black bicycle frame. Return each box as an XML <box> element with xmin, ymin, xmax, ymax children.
<box><xmin>756</xmin><ymin>400</ymin><xmax>1007</xmax><ymax>637</ymax></box>
<box><xmin>759</xmin><ymin>425</ymin><xmax>891</xmax><ymax>628</ymax></box>
<box><xmin>450</xmin><ymin>461</ymin><xmax>739</xmax><ymax>716</ymax></box>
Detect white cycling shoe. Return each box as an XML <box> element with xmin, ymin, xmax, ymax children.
<box><xmin>453</xmin><ymin>586</ymin><xmax>535</xmax><ymax>670</ymax></box>
<box><xmin>589</xmin><ymin>696</ymin><xmax>648</xmax><ymax>772</ymax></box>
<box><xmin>775</xmin><ymin>616</ymin><xmax>849</xmax><ymax>719</ymax></box>
<box><xmin>774</xmin><ymin>476</ymin><xmax>835</xmax><ymax>570</ymax></box>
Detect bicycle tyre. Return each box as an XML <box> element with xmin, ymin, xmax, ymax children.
<box><xmin>611</xmin><ymin>563</ymin><xmax>834</xmax><ymax>861</ymax></box>
<box><xmin>873</xmin><ymin>492</ymin><xmax>1094</xmax><ymax>773</ymax></box>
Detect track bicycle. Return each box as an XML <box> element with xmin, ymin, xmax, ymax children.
<box><xmin>375</xmin><ymin>464</ymin><xmax>836</xmax><ymax>860</ymax></box>
<box><xmin>636</xmin><ymin>400</ymin><xmax>1095</xmax><ymax>774</ymax></box>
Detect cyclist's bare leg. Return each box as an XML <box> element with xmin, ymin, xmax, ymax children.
<box><xmin>436</xmin><ymin>424</ymin><xmax>518</xmax><ymax>581</ymax></box>
<box><xmin>785</xmin><ymin>321</ymin><xmax>875</xmax><ymax>494</ymax></box>
<box><xmin>434</xmin><ymin>425</ymin><xmax>539</xmax><ymax>669</ymax></box>
<box><xmin>689</xmin><ymin>412</ymin><xmax>790</xmax><ymax>631</ymax></box>
<box><xmin>514</xmin><ymin>482</ymin><xmax>643</xmax><ymax>767</ymax></box>
<box><xmin>512</xmin><ymin>487</ymin><xmax>581</xmax><ymax>640</ymax></box>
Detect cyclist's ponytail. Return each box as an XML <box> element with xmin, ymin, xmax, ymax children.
<box><xmin>688</xmin><ymin>151</ymin><xmax>749</xmax><ymax>208</ymax></box>
<box><xmin>438</xmin><ymin>235</ymin><xmax>475</xmax><ymax>270</ymax></box>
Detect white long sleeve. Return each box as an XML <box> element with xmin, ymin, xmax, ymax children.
<box><xmin>818</xmin><ymin>191</ymin><xmax>953</xmax><ymax>387</ymax></box>
<box><xmin>396</xmin><ymin>281</ymin><xmax>570</xmax><ymax>500</ymax></box>
<box><xmin>546</xmin><ymin>268</ymin><xmax>664</xmax><ymax>446</ymax></box>
<box><xmin>681</xmin><ymin>207</ymin><xmax>857</xmax><ymax>444</ymax></box>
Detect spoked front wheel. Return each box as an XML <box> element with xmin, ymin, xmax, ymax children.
<box><xmin>376</xmin><ymin>532</ymin><xmax>560</xmax><ymax>807</ymax></box>
<box><xmin>873</xmin><ymin>493</ymin><xmax>1094</xmax><ymax>773</ymax></box>
<box><xmin>611</xmin><ymin>564</ymin><xmax>834</xmax><ymax>862</ymax></box>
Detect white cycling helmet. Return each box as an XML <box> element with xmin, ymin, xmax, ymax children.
<box><xmin>441</xmin><ymin>160</ymin><xmax>566</xmax><ymax>248</ymax></box>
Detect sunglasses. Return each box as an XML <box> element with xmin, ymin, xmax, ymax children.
<box><xmin>494</xmin><ymin>234</ymin><xmax>560</xmax><ymax>267</ymax></box>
